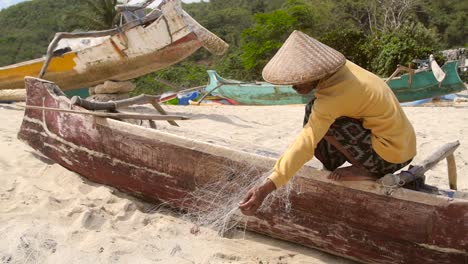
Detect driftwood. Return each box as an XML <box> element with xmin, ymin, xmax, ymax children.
<box><xmin>379</xmin><ymin>141</ymin><xmax>460</xmax><ymax>191</ymax></box>
<box><xmin>18</xmin><ymin>77</ymin><xmax>468</xmax><ymax>264</ymax></box>
<box><xmin>18</xmin><ymin>104</ymin><xmax>189</xmax><ymax>121</ymax></box>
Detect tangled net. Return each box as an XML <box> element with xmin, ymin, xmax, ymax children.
<box><xmin>179</xmin><ymin>156</ymin><xmax>293</xmax><ymax>237</ymax></box>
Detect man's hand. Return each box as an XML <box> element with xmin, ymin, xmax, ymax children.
<box><xmin>239</xmin><ymin>179</ymin><xmax>276</xmax><ymax>216</ymax></box>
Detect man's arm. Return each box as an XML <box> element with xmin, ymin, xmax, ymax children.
<box><xmin>238</xmin><ymin>108</ymin><xmax>335</xmax><ymax>215</ymax></box>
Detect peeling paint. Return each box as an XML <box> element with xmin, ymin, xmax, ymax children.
<box><xmin>23</xmin><ymin>116</ymin><xmax>173</xmax><ymax>179</ymax></box>
<box><xmin>17</xmin><ymin>77</ymin><xmax>468</xmax><ymax>264</ymax></box>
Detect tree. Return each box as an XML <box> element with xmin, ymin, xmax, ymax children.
<box><xmin>65</xmin><ymin>0</ymin><xmax>120</xmax><ymax>30</ymax></box>
<box><xmin>365</xmin><ymin>22</ymin><xmax>441</xmax><ymax>76</ymax></box>
<box><xmin>240</xmin><ymin>0</ymin><xmax>335</xmax><ymax>75</ymax></box>
<box><xmin>320</xmin><ymin>29</ymin><xmax>369</xmax><ymax>68</ymax></box>
<box><xmin>335</xmin><ymin>0</ymin><xmax>418</xmax><ymax>34</ymax></box>
<box><xmin>416</xmin><ymin>0</ymin><xmax>467</xmax><ymax>48</ymax></box>
<box><xmin>0</xmin><ymin>0</ymin><xmax>84</xmax><ymax>66</ymax></box>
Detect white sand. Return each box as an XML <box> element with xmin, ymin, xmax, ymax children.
<box><xmin>1</xmin><ymin>103</ymin><xmax>467</xmax><ymax>263</ymax></box>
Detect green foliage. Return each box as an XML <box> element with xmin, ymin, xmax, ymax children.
<box><xmin>0</xmin><ymin>0</ymin><xmax>465</xmax><ymax>87</ymax></box>
<box><xmin>416</xmin><ymin>0</ymin><xmax>468</xmax><ymax>48</ymax></box>
<box><xmin>239</xmin><ymin>0</ymin><xmax>335</xmax><ymax>75</ymax></box>
<box><xmin>131</xmin><ymin>61</ymin><xmax>211</xmax><ymax>96</ymax></box>
<box><xmin>0</xmin><ymin>0</ymin><xmax>84</xmax><ymax>66</ymax></box>
<box><xmin>365</xmin><ymin>23</ymin><xmax>441</xmax><ymax>76</ymax></box>
<box><xmin>320</xmin><ymin>29</ymin><xmax>369</xmax><ymax>68</ymax></box>
<box><xmin>240</xmin><ymin>10</ymin><xmax>295</xmax><ymax>74</ymax></box>
<box><xmin>65</xmin><ymin>0</ymin><xmax>120</xmax><ymax>30</ymax></box>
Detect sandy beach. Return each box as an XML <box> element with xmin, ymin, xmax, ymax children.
<box><xmin>1</xmin><ymin>103</ymin><xmax>467</xmax><ymax>263</ymax></box>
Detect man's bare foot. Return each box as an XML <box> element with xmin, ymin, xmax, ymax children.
<box><xmin>328</xmin><ymin>165</ymin><xmax>376</xmax><ymax>181</ymax></box>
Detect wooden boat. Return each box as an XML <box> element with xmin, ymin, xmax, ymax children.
<box><xmin>0</xmin><ymin>0</ymin><xmax>228</xmax><ymax>100</ymax></box>
<box><xmin>387</xmin><ymin>61</ymin><xmax>466</xmax><ymax>102</ymax></box>
<box><xmin>18</xmin><ymin>77</ymin><xmax>468</xmax><ymax>263</ymax></box>
<box><xmin>204</xmin><ymin>70</ymin><xmax>314</xmax><ymax>105</ymax></box>
<box><xmin>204</xmin><ymin>61</ymin><xmax>466</xmax><ymax>105</ymax></box>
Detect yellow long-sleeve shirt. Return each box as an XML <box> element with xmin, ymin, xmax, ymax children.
<box><xmin>268</xmin><ymin>60</ymin><xmax>417</xmax><ymax>188</ymax></box>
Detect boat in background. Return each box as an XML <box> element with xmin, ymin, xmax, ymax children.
<box><xmin>0</xmin><ymin>0</ymin><xmax>228</xmax><ymax>101</ymax></box>
<box><xmin>204</xmin><ymin>60</ymin><xmax>466</xmax><ymax>105</ymax></box>
<box><xmin>387</xmin><ymin>61</ymin><xmax>466</xmax><ymax>102</ymax></box>
<box><xmin>204</xmin><ymin>70</ymin><xmax>314</xmax><ymax>105</ymax></box>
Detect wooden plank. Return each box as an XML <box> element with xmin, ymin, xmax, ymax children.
<box><xmin>18</xmin><ymin>104</ymin><xmax>189</xmax><ymax>121</ymax></box>
<box><xmin>379</xmin><ymin>141</ymin><xmax>460</xmax><ymax>188</ymax></box>
<box><xmin>447</xmin><ymin>154</ymin><xmax>458</xmax><ymax>190</ymax></box>
<box><xmin>0</xmin><ymin>89</ymin><xmax>26</xmax><ymax>101</ymax></box>
<box><xmin>70</xmin><ymin>94</ymin><xmax>161</xmax><ymax>111</ymax></box>
<box><xmin>150</xmin><ymin>99</ymin><xmax>178</xmax><ymax>127</ymax></box>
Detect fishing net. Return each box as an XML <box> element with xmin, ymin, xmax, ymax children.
<box><xmin>177</xmin><ymin>156</ymin><xmax>293</xmax><ymax>237</ymax></box>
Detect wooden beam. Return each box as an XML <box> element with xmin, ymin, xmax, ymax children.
<box><xmin>385</xmin><ymin>66</ymin><xmax>401</xmax><ymax>83</ymax></box>
<box><xmin>409</xmin><ymin>141</ymin><xmax>460</xmax><ymax>177</ymax></box>
<box><xmin>70</xmin><ymin>94</ymin><xmax>161</xmax><ymax>111</ymax></box>
<box><xmin>17</xmin><ymin>104</ymin><xmax>189</xmax><ymax>121</ymax></box>
<box><xmin>196</xmin><ymin>83</ymin><xmax>223</xmax><ymax>105</ymax></box>
<box><xmin>0</xmin><ymin>89</ymin><xmax>26</xmax><ymax>101</ymax></box>
<box><xmin>447</xmin><ymin>154</ymin><xmax>458</xmax><ymax>190</ymax></box>
<box><xmin>379</xmin><ymin>141</ymin><xmax>460</xmax><ymax>189</ymax></box>
<box><xmin>150</xmin><ymin>99</ymin><xmax>179</xmax><ymax>127</ymax></box>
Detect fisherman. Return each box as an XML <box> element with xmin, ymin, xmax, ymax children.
<box><xmin>239</xmin><ymin>31</ymin><xmax>416</xmax><ymax>216</ymax></box>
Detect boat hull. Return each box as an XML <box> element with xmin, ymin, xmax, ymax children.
<box><xmin>0</xmin><ymin>0</ymin><xmax>228</xmax><ymax>94</ymax></box>
<box><xmin>18</xmin><ymin>77</ymin><xmax>468</xmax><ymax>264</ymax></box>
<box><xmin>205</xmin><ymin>70</ymin><xmax>314</xmax><ymax>105</ymax></box>
<box><xmin>387</xmin><ymin>61</ymin><xmax>466</xmax><ymax>102</ymax></box>
<box><xmin>205</xmin><ymin>62</ymin><xmax>466</xmax><ymax>105</ymax></box>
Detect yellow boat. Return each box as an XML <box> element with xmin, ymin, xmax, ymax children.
<box><xmin>0</xmin><ymin>0</ymin><xmax>228</xmax><ymax>101</ymax></box>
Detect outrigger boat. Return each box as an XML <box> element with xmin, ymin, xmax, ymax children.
<box><xmin>204</xmin><ymin>60</ymin><xmax>466</xmax><ymax>105</ymax></box>
<box><xmin>18</xmin><ymin>77</ymin><xmax>468</xmax><ymax>264</ymax></box>
<box><xmin>203</xmin><ymin>70</ymin><xmax>314</xmax><ymax>105</ymax></box>
<box><xmin>0</xmin><ymin>0</ymin><xmax>228</xmax><ymax>101</ymax></box>
<box><xmin>386</xmin><ymin>60</ymin><xmax>466</xmax><ymax>102</ymax></box>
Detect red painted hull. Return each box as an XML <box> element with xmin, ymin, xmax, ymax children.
<box><xmin>18</xmin><ymin>78</ymin><xmax>468</xmax><ymax>264</ymax></box>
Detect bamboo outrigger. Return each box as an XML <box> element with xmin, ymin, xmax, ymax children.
<box><xmin>18</xmin><ymin>77</ymin><xmax>468</xmax><ymax>264</ymax></box>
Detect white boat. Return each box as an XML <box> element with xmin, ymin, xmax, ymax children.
<box><xmin>0</xmin><ymin>0</ymin><xmax>228</xmax><ymax>100</ymax></box>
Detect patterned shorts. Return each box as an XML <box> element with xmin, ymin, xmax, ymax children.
<box><xmin>304</xmin><ymin>100</ymin><xmax>411</xmax><ymax>176</ymax></box>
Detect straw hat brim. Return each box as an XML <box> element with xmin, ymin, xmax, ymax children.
<box><xmin>262</xmin><ymin>30</ymin><xmax>346</xmax><ymax>85</ymax></box>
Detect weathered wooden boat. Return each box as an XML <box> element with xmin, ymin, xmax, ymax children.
<box><xmin>0</xmin><ymin>0</ymin><xmax>228</xmax><ymax>100</ymax></box>
<box><xmin>204</xmin><ymin>70</ymin><xmax>314</xmax><ymax>105</ymax></box>
<box><xmin>18</xmin><ymin>77</ymin><xmax>468</xmax><ymax>264</ymax></box>
<box><xmin>204</xmin><ymin>61</ymin><xmax>466</xmax><ymax>105</ymax></box>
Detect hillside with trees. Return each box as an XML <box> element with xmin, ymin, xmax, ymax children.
<box><xmin>0</xmin><ymin>0</ymin><xmax>466</xmax><ymax>95</ymax></box>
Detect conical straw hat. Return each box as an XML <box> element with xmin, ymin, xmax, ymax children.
<box><xmin>262</xmin><ymin>30</ymin><xmax>346</xmax><ymax>85</ymax></box>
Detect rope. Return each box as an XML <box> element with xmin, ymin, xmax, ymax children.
<box><xmin>381</xmin><ymin>174</ymin><xmax>406</xmax><ymax>196</ymax></box>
